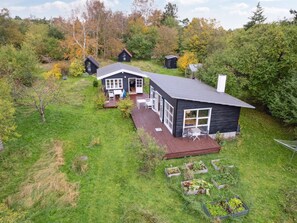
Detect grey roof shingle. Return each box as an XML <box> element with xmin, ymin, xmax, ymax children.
<box><xmin>145</xmin><ymin>72</ymin><xmax>255</xmax><ymax>109</ymax></box>
<box><xmin>165</xmin><ymin>55</ymin><xmax>178</xmax><ymax>59</ymax></box>
<box><xmin>85</xmin><ymin>56</ymin><xmax>99</xmax><ymax>67</ymax></box>
<box><xmin>96</xmin><ymin>63</ymin><xmax>254</xmax><ymax>109</ymax></box>
<box><xmin>97</xmin><ymin>62</ymin><xmax>143</xmax><ymax>78</ymax></box>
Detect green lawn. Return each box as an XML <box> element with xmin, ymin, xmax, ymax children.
<box><xmin>0</xmin><ymin>62</ymin><xmax>296</xmax><ymax>222</ymax></box>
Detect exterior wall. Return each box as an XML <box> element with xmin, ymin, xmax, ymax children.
<box><xmin>118</xmin><ymin>51</ymin><xmax>131</xmax><ymax>62</ymax></box>
<box><xmin>149</xmin><ymin>80</ymin><xmax>178</xmax><ymax>135</ymax></box>
<box><xmin>165</xmin><ymin>58</ymin><xmax>177</xmax><ymax>69</ymax></box>
<box><xmin>85</xmin><ymin>59</ymin><xmax>98</xmax><ymax>74</ymax></box>
<box><xmin>175</xmin><ymin>100</ymin><xmax>241</xmax><ymax>137</ymax></box>
<box><xmin>101</xmin><ymin>72</ymin><xmax>143</xmax><ymax>93</ymax></box>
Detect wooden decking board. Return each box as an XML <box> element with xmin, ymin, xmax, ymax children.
<box><xmin>131</xmin><ymin>105</ymin><xmax>220</xmax><ymax>159</ymax></box>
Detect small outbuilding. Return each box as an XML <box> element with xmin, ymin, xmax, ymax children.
<box><xmin>118</xmin><ymin>48</ymin><xmax>132</xmax><ymax>62</ymax></box>
<box><xmin>164</xmin><ymin>55</ymin><xmax>178</xmax><ymax>69</ymax></box>
<box><xmin>185</xmin><ymin>63</ymin><xmax>203</xmax><ymax>79</ymax></box>
<box><xmin>85</xmin><ymin>56</ymin><xmax>99</xmax><ymax>74</ymax></box>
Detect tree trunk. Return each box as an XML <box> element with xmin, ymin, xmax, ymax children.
<box><xmin>0</xmin><ymin>139</ymin><xmax>4</xmax><ymax>151</ymax></box>
<box><xmin>40</xmin><ymin>107</ymin><xmax>46</xmax><ymax>122</ymax></box>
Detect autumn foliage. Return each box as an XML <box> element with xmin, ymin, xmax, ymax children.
<box><xmin>177</xmin><ymin>52</ymin><xmax>198</xmax><ymax>72</ymax></box>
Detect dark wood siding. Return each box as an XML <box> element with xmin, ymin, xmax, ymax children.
<box><xmin>149</xmin><ymin>80</ymin><xmax>178</xmax><ymax>136</ymax></box>
<box><xmin>175</xmin><ymin>100</ymin><xmax>241</xmax><ymax>137</ymax></box>
<box><xmin>84</xmin><ymin>58</ymin><xmax>98</xmax><ymax>74</ymax></box>
<box><xmin>165</xmin><ymin>58</ymin><xmax>177</xmax><ymax>69</ymax></box>
<box><xmin>118</xmin><ymin>51</ymin><xmax>131</xmax><ymax>62</ymax></box>
<box><xmin>101</xmin><ymin>72</ymin><xmax>143</xmax><ymax>93</ymax></box>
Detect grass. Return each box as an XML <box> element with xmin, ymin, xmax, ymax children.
<box><xmin>0</xmin><ymin>61</ymin><xmax>296</xmax><ymax>222</ymax></box>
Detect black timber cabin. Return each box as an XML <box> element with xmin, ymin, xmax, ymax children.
<box><xmin>97</xmin><ymin>63</ymin><xmax>146</xmax><ymax>94</ymax></box>
<box><xmin>118</xmin><ymin>48</ymin><xmax>132</xmax><ymax>62</ymax></box>
<box><xmin>85</xmin><ymin>56</ymin><xmax>99</xmax><ymax>74</ymax></box>
<box><xmin>164</xmin><ymin>55</ymin><xmax>178</xmax><ymax>69</ymax></box>
<box><xmin>97</xmin><ymin>63</ymin><xmax>254</xmax><ymax>138</ymax></box>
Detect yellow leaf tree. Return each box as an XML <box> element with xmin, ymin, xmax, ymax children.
<box><xmin>177</xmin><ymin>52</ymin><xmax>198</xmax><ymax>73</ymax></box>
<box><xmin>44</xmin><ymin>63</ymin><xmax>62</xmax><ymax>80</ymax></box>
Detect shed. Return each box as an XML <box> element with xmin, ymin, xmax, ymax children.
<box><xmin>186</xmin><ymin>64</ymin><xmax>203</xmax><ymax>78</ymax></box>
<box><xmin>118</xmin><ymin>48</ymin><xmax>132</xmax><ymax>62</ymax></box>
<box><xmin>85</xmin><ymin>56</ymin><xmax>99</xmax><ymax>74</ymax></box>
<box><xmin>164</xmin><ymin>55</ymin><xmax>178</xmax><ymax>69</ymax></box>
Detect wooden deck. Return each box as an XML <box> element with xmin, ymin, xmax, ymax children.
<box><xmin>104</xmin><ymin>94</ymin><xmax>148</xmax><ymax>108</ymax></box>
<box><xmin>131</xmin><ymin>108</ymin><xmax>221</xmax><ymax>159</ymax></box>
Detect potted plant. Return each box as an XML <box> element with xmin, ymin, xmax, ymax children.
<box><xmin>185</xmin><ymin>160</ymin><xmax>208</xmax><ymax>174</ymax></box>
<box><xmin>165</xmin><ymin>166</ymin><xmax>181</xmax><ymax>177</ymax></box>
<box><xmin>211</xmin><ymin>172</ymin><xmax>237</xmax><ymax>189</ymax></box>
<box><xmin>181</xmin><ymin>179</ymin><xmax>213</xmax><ymax>195</ymax></box>
<box><xmin>211</xmin><ymin>159</ymin><xmax>234</xmax><ymax>171</ymax></box>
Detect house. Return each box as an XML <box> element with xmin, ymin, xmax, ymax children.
<box><xmin>164</xmin><ymin>55</ymin><xmax>178</xmax><ymax>69</ymax></box>
<box><xmin>97</xmin><ymin>63</ymin><xmax>254</xmax><ymax>139</ymax></box>
<box><xmin>118</xmin><ymin>48</ymin><xmax>132</xmax><ymax>62</ymax></box>
<box><xmin>85</xmin><ymin>56</ymin><xmax>99</xmax><ymax>74</ymax></box>
<box><xmin>97</xmin><ymin>63</ymin><xmax>147</xmax><ymax>95</ymax></box>
<box><xmin>185</xmin><ymin>63</ymin><xmax>203</xmax><ymax>79</ymax></box>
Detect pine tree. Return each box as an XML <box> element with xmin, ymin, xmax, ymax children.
<box><xmin>244</xmin><ymin>2</ymin><xmax>266</xmax><ymax>30</ymax></box>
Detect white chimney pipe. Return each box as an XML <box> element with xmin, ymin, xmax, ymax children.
<box><xmin>217</xmin><ymin>74</ymin><xmax>227</xmax><ymax>93</ymax></box>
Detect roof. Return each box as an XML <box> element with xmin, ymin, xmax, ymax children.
<box><xmin>188</xmin><ymin>64</ymin><xmax>203</xmax><ymax>72</ymax></box>
<box><xmin>119</xmin><ymin>48</ymin><xmax>132</xmax><ymax>57</ymax></box>
<box><xmin>165</xmin><ymin>55</ymin><xmax>178</xmax><ymax>59</ymax></box>
<box><xmin>97</xmin><ymin>63</ymin><xmax>147</xmax><ymax>79</ymax></box>
<box><xmin>85</xmin><ymin>56</ymin><xmax>99</xmax><ymax>67</ymax></box>
<box><xmin>145</xmin><ymin>72</ymin><xmax>254</xmax><ymax>109</ymax></box>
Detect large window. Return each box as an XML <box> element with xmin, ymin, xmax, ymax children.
<box><xmin>164</xmin><ymin>100</ymin><xmax>174</xmax><ymax>133</ymax></box>
<box><xmin>105</xmin><ymin>78</ymin><xmax>123</xmax><ymax>90</ymax></box>
<box><xmin>183</xmin><ymin>108</ymin><xmax>211</xmax><ymax>132</ymax></box>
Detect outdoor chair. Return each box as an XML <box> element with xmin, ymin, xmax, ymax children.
<box><xmin>108</xmin><ymin>91</ymin><xmax>114</xmax><ymax>100</ymax></box>
<box><xmin>145</xmin><ymin>98</ymin><xmax>153</xmax><ymax>109</ymax></box>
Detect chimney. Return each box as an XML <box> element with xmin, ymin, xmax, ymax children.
<box><xmin>217</xmin><ymin>74</ymin><xmax>227</xmax><ymax>93</ymax></box>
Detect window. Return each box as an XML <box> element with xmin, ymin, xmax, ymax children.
<box><xmin>105</xmin><ymin>78</ymin><xmax>123</xmax><ymax>90</ymax></box>
<box><xmin>136</xmin><ymin>78</ymin><xmax>142</xmax><ymax>87</ymax></box>
<box><xmin>183</xmin><ymin>108</ymin><xmax>211</xmax><ymax>132</ymax></box>
<box><xmin>164</xmin><ymin>100</ymin><xmax>174</xmax><ymax>133</ymax></box>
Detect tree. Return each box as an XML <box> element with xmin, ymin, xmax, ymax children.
<box><xmin>161</xmin><ymin>2</ymin><xmax>178</xmax><ymax>27</ymax></box>
<box><xmin>26</xmin><ymin>78</ymin><xmax>61</xmax><ymax>122</ymax></box>
<box><xmin>177</xmin><ymin>52</ymin><xmax>198</xmax><ymax>72</ymax></box>
<box><xmin>153</xmin><ymin>26</ymin><xmax>178</xmax><ymax>59</ymax></box>
<box><xmin>44</xmin><ymin>63</ymin><xmax>62</xmax><ymax>80</ymax></box>
<box><xmin>244</xmin><ymin>2</ymin><xmax>266</xmax><ymax>30</ymax></box>
<box><xmin>69</xmin><ymin>59</ymin><xmax>85</xmax><ymax>77</ymax></box>
<box><xmin>289</xmin><ymin>9</ymin><xmax>297</xmax><ymax>24</ymax></box>
<box><xmin>0</xmin><ymin>78</ymin><xmax>16</xmax><ymax>150</ymax></box>
<box><xmin>132</xmin><ymin>0</ymin><xmax>155</xmax><ymax>23</ymax></box>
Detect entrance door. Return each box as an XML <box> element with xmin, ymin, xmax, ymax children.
<box><xmin>136</xmin><ymin>78</ymin><xmax>143</xmax><ymax>93</ymax></box>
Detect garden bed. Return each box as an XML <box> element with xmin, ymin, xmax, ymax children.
<box><xmin>211</xmin><ymin>159</ymin><xmax>234</xmax><ymax>171</ymax></box>
<box><xmin>181</xmin><ymin>179</ymin><xmax>212</xmax><ymax>195</ymax></box>
<box><xmin>211</xmin><ymin>172</ymin><xmax>237</xmax><ymax>189</ymax></box>
<box><xmin>165</xmin><ymin>167</ymin><xmax>181</xmax><ymax>178</ymax></box>
<box><xmin>185</xmin><ymin>161</ymin><xmax>208</xmax><ymax>174</ymax></box>
<box><xmin>203</xmin><ymin>197</ymin><xmax>249</xmax><ymax>219</ymax></box>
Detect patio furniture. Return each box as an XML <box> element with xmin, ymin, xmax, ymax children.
<box><xmin>114</xmin><ymin>89</ymin><xmax>123</xmax><ymax>99</ymax></box>
<box><xmin>136</xmin><ymin>99</ymin><xmax>146</xmax><ymax>109</ymax></box>
<box><xmin>145</xmin><ymin>98</ymin><xmax>153</xmax><ymax>109</ymax></box>
<box><xmin>108</xmin><ymin>92</ymin><xmax>114</xmax><ymax>100</ymax></box>
<box><xmin>189</xmin><ymin>127</ymin><xmax>202</xmax><ymax>141</ymax></box>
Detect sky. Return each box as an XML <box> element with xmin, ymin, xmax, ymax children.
<box><xmin>1</xmin><ymin>0</ymin><xmax>296</xmax><ymax>29</ymax></box>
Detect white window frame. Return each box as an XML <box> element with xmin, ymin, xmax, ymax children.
<box><xmin>183</xmin><ymin>108</ymin><xmax>212</xmax><ymax>132</ymax></box>
<box><xmin>105</xmin><ymin>78</ymin><xmax>123</xmax><ymax>90</ymax></box>
<box><xmin>164</xmin><ymin>100</ymin><xmax>174</xmax><ymax>134</ymax></box>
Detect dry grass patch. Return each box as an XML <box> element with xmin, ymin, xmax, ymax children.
<box><xmin>6</xmin><ymin>141</ymin><xmax>79</xmax><ymax>209</ymax></box>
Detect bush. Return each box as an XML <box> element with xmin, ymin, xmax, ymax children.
<box><xmin>93</xmin><ymin>79</ymin><xmax>99</xmax><ymax>87</ymax></box>
<box><xmin>95</xmin><ymin>92</ymin><xmax>106</xmax><ymax>109</ymax></box>
<box><xmin>177</xmin><ymin>52</ymin><xmax>198</xmax><ymax>72</ymax></box>
<box><xmin>137</xmin><ymin>129</ymin><xmax>166</xmax><ymax>174</ymax></box>
<box><xmin>44</xmin><ymin>63</ymin><xmax>62</xmax><ymax>79</ymax></box>
<box><xmin>72</xmin><ymin>156</ymin><xmax>88</xmax><ymax>174</ymax></box>
<box><xmin>69</xmin><ymin>59</ymin><xmax>85</xmax><ymax>77</ymax></box>
<box><xmin>215</xmin><ymin>131</ymin><xmax>226</xmax><ymax>146</ymax></box>
<box><xmin>117</xmin><ymin>98</ymin><xmax>134</xmax><ymax>118</ymax></box>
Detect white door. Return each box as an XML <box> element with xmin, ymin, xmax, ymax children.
<box><xmin>153</xmin><ymin>91</ymin><xmax>159</xmax><ymax>112</ymax></box>
<box><xmin>159</xmin><ymin>97</ymin><xmax>163</xmax><ymax>121</ymax></box>
<box><xmin>136</xmin><ymin>78</ymin><xmax>143</xmax><ymax>93</ymax></box>
<box><xmin>164</xmin><ymin>100</ymin><xmax>174</xmax><ymax>134</ymax></box>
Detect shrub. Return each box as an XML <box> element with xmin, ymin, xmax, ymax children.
<box><xmin>44</xmin><ymin>63</ymin><xmax>62</xmax><ymax>79</ymax></box>
<box><xmin>177</xmin><ymin>52</ymin><xmax>198</xmax><ymax>72</ymax></box>
<box><xmin>69</xmin><ymin>59</ymin><xmax>85</xmax><ymax>77</ymax></box>
<box><xmin>95</xmin><ymin>92</ymin><xmax>106</xmax><ymax>109</ymax></box>
<box><xmin>137</xmin><ymin>129</ymin><xmax>166</xmax><ymax>174</ymax></box>
<box><xmin>215</xmin><ymin>131</ymin><xmax>226</xmax><ymax>146</ymax></box>
<box><xmin>72</xmin><ymin>156</ymin><xmax>88</xmax><ymax>174</ymax></box>
<box><xmin>117</xmin><ymin>98</ymin><xmax>134</xmax><ymax>118</ymax></box>
<box><xmin>183</xmin><ymin>168</ymin><xmax>194</xmax><ymax>180</ymax></box>
<box><xmin>93</xmin><ymin>79</ymin><xmax>99</xmax><ymax>87</ymax></box>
